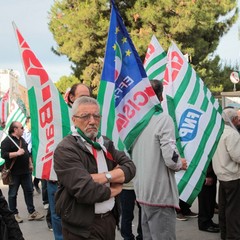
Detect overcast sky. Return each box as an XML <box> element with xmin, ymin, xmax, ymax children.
<box><xmin>0</xmin><ymin>0</ymin><xmax>239</xmax><ymax>87</ymax></box>
<box><xmin>0</xmin><ymin>0</ymin><xmax>72</xmax><ymax>86</ymax></box>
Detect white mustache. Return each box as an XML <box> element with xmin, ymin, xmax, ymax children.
<box><xmin>86</xmin><ymin>126</ymin><xmax>98</xmax><ymax>131</ymax></box>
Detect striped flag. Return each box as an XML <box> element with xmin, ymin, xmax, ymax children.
<box><xmin>0</xmin><ymin>98</ymin><xmax>26</xmax><ymax>166</ymax></box>
<box><xmin>5</xmin><ymin>99</ymin><xmax>27</xmax><ymax>131</ymax></box>
<box><xmin>143</xmin><ymin>35</ymin><xmax>168</xmax><ymax>111</ymax></box>
<box><xmin>0</xmin><ymin>98</ymin><xmax>29</xmax><ymax>168</ymax></box>
<box><xmin>1</xmin><ymin>98</ymin><xmax>27</xmax><ymax>144</ymax></box>
<box><xmin>13</xmin><ymin>22</ymin><xmax>71</xmax><ymax>180</ymax></box>
<box><xmin>144</xmin><ymin>35</ymin><xmax>167</xmax><ymax>83</ymax></box>
<box><xmin>0</xmin><ymin>89</ymin><xmax>10</xmax><ymax>123</ymax></box>
<box><xmin>98</xmin><ymin>0</ymin><xmax>162</xmax><ymax>151</ymax></box>
<box><xmin>164</xmin><ymin>42</ymin><xmax>224</xmax><ymax>204</ymax></box>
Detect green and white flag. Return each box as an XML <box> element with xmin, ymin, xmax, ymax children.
<box><xmin>3</xmin><ymin>99</ymin><xmax>27</xmax><ymax>137</ymax></box>
<box><xmin>13</xmin><ymin>22</ymin><xmax>71</xmax><ymax>180</ymax></box>
<box><xmin>164</xmin><ymin>42</ymin><xmax>224</xmax><ymax>204</ymax></box>
<box><xmin>0</xmin><ymin>99</ymin><xmax>27</xmax><ymax>166</ymax></box>
<box><xmin>144</xmin><ymin>35</ymin><xmax>167</xmax><ymax>82</ymax></box>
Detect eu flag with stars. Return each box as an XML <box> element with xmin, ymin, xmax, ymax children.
<box><xmin>98</xmin><ymin>0</ymin><xmax>162</xmax><ymax>150</ymax></box>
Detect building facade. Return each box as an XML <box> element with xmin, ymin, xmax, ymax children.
<box><xmin>0</xmin><ymin>69</ymin><xmax>29</xmax><ymax>113</ymax></box>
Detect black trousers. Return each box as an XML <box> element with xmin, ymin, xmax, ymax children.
<box><xmin>62</xmin><ymin>212</ymin><xmax>116</xmax><ymax>240</ymax></box>
<box><xmin>120</xmin><ymin>189</ymin><xmax>142</xmax><ymax>240</ymax></box>
<box><xmin>178</xmin><ymin>199</ymin><xmax>191</xmax><ymax>215</ymax></box>
<box><xmin>198</xmin><ymin>182</ymin><xmax>216</xmax><ymax>229</ymax></box>
<box><xmin>219</xmin><ymin>179</ymin><xmax>240</xmax><ymax>240</ymax></box>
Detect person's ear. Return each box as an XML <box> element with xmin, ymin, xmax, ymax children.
<box><xmin>69</xmin><ymin>94</ymin><xmax>75</xmax><ymax>103</ymax></box>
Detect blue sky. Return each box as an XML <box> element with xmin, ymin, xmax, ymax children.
<box><xmin>0</xmin><ymin>0</ymin><xmax>239</xmax><ymax>87</ymax></box>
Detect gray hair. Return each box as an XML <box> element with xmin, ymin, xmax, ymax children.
<box><xmin>222</xmin><ymin>108</ymin><xmax>238</xmax><ymax>123</ymax></box>
<box><xmin>72</xmin><ymin>96</ymin><xmax>100</xmax><ymax>116</ymax></box>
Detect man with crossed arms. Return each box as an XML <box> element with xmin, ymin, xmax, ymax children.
<box><xmin>54</xmin><ymin>96</ymin><xmax>136</xmax><ymax>240</ymax></box>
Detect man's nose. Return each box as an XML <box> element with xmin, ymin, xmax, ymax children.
<box><xmin>88</xmin><ymin>115</ymin><xmax>97</xmax><ymax>123</ymax></box>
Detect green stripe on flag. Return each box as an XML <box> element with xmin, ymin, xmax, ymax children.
<box><xmin>173</xmin><ymin>65</ymin><xmax>192</xmax><ymax>108</ymax></box>
<box><xmin>58</xmin><ymin>92</ymin><xmax>71</xmax><ymax>137</ymax></box>
<box><xmin>166</xmin><ymin>95</ymin><xmax>184</xmax><ymax>157</ymax></box>
<box><xmin>210</xmin><ymin>95</ymin><xmax>215</xmax><ymax>105</ymax></box>
<box><xmin>98</xmin><ymin>81</ymin><xmax>115</xmax><ymax>139</ymax></box>
<box><xmin>97</xmin><ymin>80</ymin><xmax>107</xmax><ymax>116</ymax></box>
<box><xmin>117</xmin><ymin>138</ymin><xmax>125</xmax><ymax>151</ymax></box>
<box><xmin>98</xmin><ymin>81</ymin><xmax>126</xmax><ymax>151</ymax></box>
<box><xmin>145</xmin><ymin>53</ymin><xmax>167</xmax><ymax>72</ymax></box>
<box><xmin>187</xmin><ymin>176</ymin><xmax>206</xmax><ymax>204</ymax></box>
<box><xmin>217</xmin><ymin>105</ymin><xmax>223</xmax><ymax>114</ymax></box>
<box><xmin>148</xmin><ymin>64</ymin><xmax>166</xmax><ymax>80</ymax></box>
<box><xmin>124</xmin><ymin>104</ymin><xmax>162</xmax><ymax>150</ymax></box>
<box><xmin>188</xmin><ymin>75</ymin><xmax>200</xmax><ymax>105</ymax></box>
<box><xmin>106</xmin><ymin>94</ymin><xmax>115</xmax><ymax>139</ymax></box>
<box><xmin>28</xmin><ymin>88</ymin><xmax>39</xmax><ymax>176</ymax></box>
<box><xmin>186</xmin><ymin>118</ymin><xmax>224</xmax><ymax>204</ymax></box>
<box><xmin>200</xmin><ymin>86</ymin><xmax>208</xmax><ymax>111</ymax></box>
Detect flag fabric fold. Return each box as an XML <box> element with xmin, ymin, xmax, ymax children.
<box><xmin>13</xmin><ymin>22</ymin><xmax>71</xmax><ymax>180</ymax></box>
<box><xmin>163</xmin><ymin>42</ymin><xmax>224</xmax><ymax>204</ymax></box>
<box><xmin>98</xmin><ymin>0</ymin><xmax>161</xmax><ymax>151</ymax></box>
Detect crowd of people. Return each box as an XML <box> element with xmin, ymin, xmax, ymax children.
<box><xmin>0</xmin><ymin>81</ymin><xmax>240</xmax><ymax>240</ymax></box>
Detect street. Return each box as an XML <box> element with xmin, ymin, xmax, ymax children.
<box><xmin>0</xmin><ymin>180</ymin><xmax>220</xmax><ymax>240</ymax></box>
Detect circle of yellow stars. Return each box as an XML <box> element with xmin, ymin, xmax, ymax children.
<box><xmin>113</xmin><ymin>27</ymin><xmax>132</xmax><ymax>57</ymax></box>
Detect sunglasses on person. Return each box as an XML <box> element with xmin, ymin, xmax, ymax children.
<box><xmin>14</xmin><ymin>126</ymin><xmax>24</xmax><ymax>130</ymax></box>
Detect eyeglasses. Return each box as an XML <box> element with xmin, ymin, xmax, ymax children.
<box><xmin>73</xmin><ymin>113</ymin><xmax>101</xmax><ymax>121</ymax></box>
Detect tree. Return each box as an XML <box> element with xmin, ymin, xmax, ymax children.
<box><xmin>55</xmin><ymin>75</ymin><xmax>80</xmax><ymax>94</ymax></box>
<box><xmin>49</xmin><ymin>0</ymin><xmax>110</xmax><ymax>78</ymax></box>
<box><xmin>48</xmin><ymin>0</ymin><xmax>238</xmax><ymax>93</ymax></box>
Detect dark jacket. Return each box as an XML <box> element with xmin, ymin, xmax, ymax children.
<box><xmin>54</xmin><ymin>134</ymin><xmax>136</xmax><ymax>238</ymax></box>
<box><xmin>0</xmin><ymin>190</ymin><xmax>24</xmax><ymax>240</ymax></box>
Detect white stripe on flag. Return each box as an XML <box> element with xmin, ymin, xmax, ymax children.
<box><xmin>163</xmin><ymin>42</ymin><xmax>223</xmax><ymax>204</ymax></box>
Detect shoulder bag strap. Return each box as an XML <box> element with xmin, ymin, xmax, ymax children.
<box><xmin>7</xmin><ymin>138</ymin><xmax>22</xmax><ymax>170</ymax></box>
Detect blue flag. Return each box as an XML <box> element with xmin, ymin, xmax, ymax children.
<box><xmin>98</xmin><ymin>0</ymin><xmax>162</xmax><ymax>150</ymax></box>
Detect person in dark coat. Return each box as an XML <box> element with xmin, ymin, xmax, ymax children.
<box><xmin>198</xmin><ymin>162</ymin><xmax>219</xmax><ymax>233</ymax></box>
<box><xmin>0</xmin><ymin>189</ymin><xmax>24</xmax><ymax>240</ymax></box>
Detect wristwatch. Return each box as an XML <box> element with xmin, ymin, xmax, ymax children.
<box><xmin>105</xmin><ymin>172</ymin><xmax>112</xmax><ymax>183</ymax></box>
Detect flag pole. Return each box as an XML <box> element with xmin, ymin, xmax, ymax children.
<box><xmin>1</xmin><ymin>129</ymin><xmax>20</xmax><ymax>150</ymax></box>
